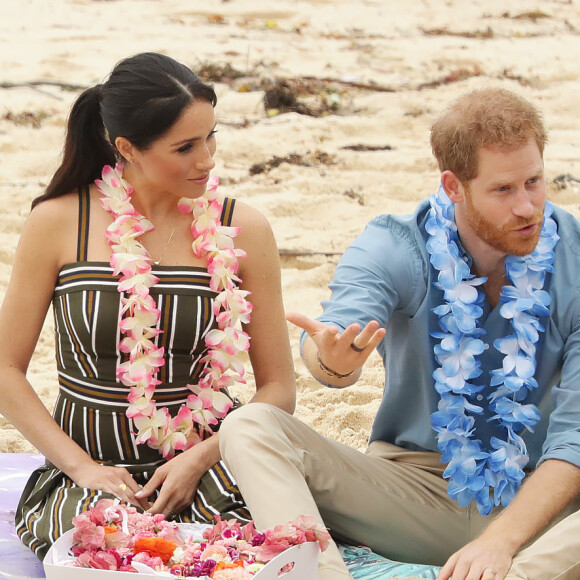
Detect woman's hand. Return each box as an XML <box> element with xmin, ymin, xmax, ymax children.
<box><xmin>136</xmin><ymin>439</ymin><xmax>218</xmax><ymax>518</ymax></box>
<box><xmin>71</xmin><ymin>461</ymin><xmax>151</xmax><ymax>511</ymax></box>
<box><xmin>286</xmin><ymin>312</ymin><xmax>386</xmax><ymax>379</ymax></box>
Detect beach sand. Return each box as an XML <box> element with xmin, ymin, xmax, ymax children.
<box><xmin>1</xmin><ymin>0</ymin><xmax>579</xmax><ymax>454</ymax></box>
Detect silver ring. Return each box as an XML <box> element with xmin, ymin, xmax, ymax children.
<box><xmin>350</xmin><ymin>342</ymin><xmax>365</xmax><ymax>353</ymax></box>
<box><xmin>483</xmin><ymin>570</ymin><xmax>497</xmax><ymax>575</ymax></box>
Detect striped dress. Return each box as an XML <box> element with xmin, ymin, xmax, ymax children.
<box><xmin>16</xmin><ymin>187</ymin><xmax>250</xmax><ymax>558</ymax></box>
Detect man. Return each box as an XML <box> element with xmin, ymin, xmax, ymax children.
<box><xmin>219</xmin><ymin>88</ymin><xmax>580</xmax><ymax>580</ymax></box>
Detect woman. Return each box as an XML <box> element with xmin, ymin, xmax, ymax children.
<box><xmin>0</xmin><ymin>52</ymin><xmax>295</xmax><ymax>558</ymax></box>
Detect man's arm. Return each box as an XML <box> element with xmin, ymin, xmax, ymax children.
<box><xmin>438</xmin><ymin>459</ymin><xmax>580</xmax><ymax>580</ymax></box>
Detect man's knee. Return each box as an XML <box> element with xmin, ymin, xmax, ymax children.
<box><xmin>220</xmin><ymin>402</ymin><xmax>284</xmax><ymax>449</ymax></box>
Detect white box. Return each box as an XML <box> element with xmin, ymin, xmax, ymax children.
<box><xmin>44</xmin><ymin>527</ymin><xmax>319</xmax><ymax>580</ymax></box>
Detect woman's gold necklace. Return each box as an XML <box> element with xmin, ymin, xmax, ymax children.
<box><xmin>152</xmin><ymin>226</ymin><xmax>176</xmax><ymax>265</ymax></box>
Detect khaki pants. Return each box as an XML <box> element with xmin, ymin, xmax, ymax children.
<box><xmin>219</xmin><ymin>403</ymin><xmax>580</xmax><ymax>580</ymax></box>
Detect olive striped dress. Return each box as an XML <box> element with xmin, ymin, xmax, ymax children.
<box><xmin>16</xmin><ymin>187</ymin><xmax>250</xmax><ymax>558</ymax></box>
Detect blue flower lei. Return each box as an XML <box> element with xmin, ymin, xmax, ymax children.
<box><xmin>426</xmin><ymin>185</ymin><xmax>559</xmax><ymax>515</ymax></box>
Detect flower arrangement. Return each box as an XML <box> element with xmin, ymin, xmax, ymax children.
<box><xmin>65</xmin><ymin>499</ymin><xmax>330</xmax><ymax>578</ymax></box>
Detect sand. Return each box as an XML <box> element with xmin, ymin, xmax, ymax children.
<box><xmin>1</xmin><ymin>0</ymin><xmax>579</xmax><ymax>454</ymax></box>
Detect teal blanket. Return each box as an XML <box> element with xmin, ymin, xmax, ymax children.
<box><xmin>342</xmin><ymin>545</ymin><xmax>440</xmax><ymax>579</ymax></box>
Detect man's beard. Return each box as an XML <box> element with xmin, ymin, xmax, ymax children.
<box><xmin>464</xmin><ymin>194</ymin><xmax>543</xmax><ymax>257</ymax></box>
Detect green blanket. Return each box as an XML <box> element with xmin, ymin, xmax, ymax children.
<box><xmin>342</xmin><ymin>545</ymin><xmax>440</xmax><ymax>579</ymax></box>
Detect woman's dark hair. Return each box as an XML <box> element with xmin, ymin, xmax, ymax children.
<box><xmin>32</xmin><ymin>52</ymin><xmax>217</xmax><ymax>208</ymax></box>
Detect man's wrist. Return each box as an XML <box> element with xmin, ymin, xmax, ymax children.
<box><xmin>316</xmin><ymin>354</ymin><xmax>354</xmax><ymax>379</ymax></box>
<box><xmin>479</xmin><ymin>517</ymin><xmax>526</xmax><ymax>554</ymax></box>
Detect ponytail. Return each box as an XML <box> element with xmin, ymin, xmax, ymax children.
<box><xmin>32</xmin><ymin>85</ymin><xmax>117</xmax><ymax>209</ymax></box>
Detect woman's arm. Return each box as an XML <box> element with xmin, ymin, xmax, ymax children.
<box><xmin>0</xmin><ymin>197</ymin><xmax>88</xmax><ymax>470</ymax></box>
<box><xmin>0</xmin><ymin>197</ymin><xmax>148</xmax><ymax>508</ymax></box>
<box><xmin>234</xmin><ymin>200</ymin><xmax>296</xmax><ymax>413</ymax></box>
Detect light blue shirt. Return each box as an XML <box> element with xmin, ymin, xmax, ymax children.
<box><xmin>310</xmin><ymin>199</ymin><xmax>580</xmax><ymax>469</ymax></box>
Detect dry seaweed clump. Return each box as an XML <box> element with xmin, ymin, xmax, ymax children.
<box><xmin>195</xmin><ymin>61</ymin><xmax>247</xmax><ymax>83</ymax></box>
<box><xmin>263</xmin><ymin>79</ymin><xmax>343</xmax><ymax>117</ymax></box>
<box><xmin>2</xmin><ymin>109</ymin><xmax>49</xmax><ymax>128</ymax></box>
<box><xmin>249</xmin><ymin>150</ymin><xmax>336</xmax><ymax>175</ymax></box>
<box><xmin>552</xmin><ymin>173</ymin><xmax>580</xmax><ymax>191</ymax></box>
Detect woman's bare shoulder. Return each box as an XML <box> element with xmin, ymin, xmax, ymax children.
<box><xmin>229</xmin><ymin>198</ymin><xmax>271</xmax><ymax>232</ymax></box>
<box><xmin>28</xmin><ymin>192</ymin><xmax>79</xmax><ymax>227</ymax></box>
<box><xmin>24</xmin><ymin>192</ymin><xmax>79</xmax><ymax>265</ymax></box>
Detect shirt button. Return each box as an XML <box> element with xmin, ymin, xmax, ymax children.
<box><xmin>477</xmin><ymin>394</ymin><xmax>484</xmax><ymax>401</ymax></box>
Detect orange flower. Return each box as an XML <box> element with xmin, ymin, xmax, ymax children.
<box><xmin>104</xmin><ymin>526</ymin><xmax>117</xmax><ymax>534</ymax></box>
<box><xmin>211</xmin><ymin>560</ymin><xmax>245</xmax><ymax>574</ymax></box>
<box><xmin>133</xmin><ymin>537</ymin><xmax>177</xmax><ymax>564</ymax></box>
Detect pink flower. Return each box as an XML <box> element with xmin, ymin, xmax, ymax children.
<box><xmin>201</xmin><ymin>360</ymin><xmax>245</xmax><ymax>386</ymax></box>
<box><xmin>110</xmin><ymin>252</ymin><xmax>151</xmax><ymax>277</ymax></box>
<box><xmin>126</xmin><ymin>396</ymin><xmax>156</xmax><ymax>420</ymax></box>
<box><xmin>292</xmin><ymin>515</ymin><xmax>331</xmax><ymax>552</ymax></box>
<box><xmin>191</xmin><ymin>234</ymin><xmax>215</xmax><ymax>256</ymax></box>
<box><xmin>177</xmin><ymin>197</ymin><xmax>196</xmax><ymax>214</ymax></box>
<box><xmin>214</xmin><ymin>288</ymin><xmax>253</xmax><ymax>326</ymax></box>
<box><xmin>127</xmin><ymin>348</ymin><xmax>165</xmax><ymax>371</ymax></box>
<box><xmin>208</xmin><ymin>254</ymin><xmax>241</xmax><ymax>292</ymax></box>
<box><xmin>255</xmin><ymin>536</ymin><xmax>292</xmax><ymax>562</ymax></box>
<box><xmin>203</xmin><ymin>516</ymin><xmax>243</xmax><ymax>544</ymax></box>
<box><xmin>240</xmin><ymin>521</ymin><xmax>259</xmax><ymax>543</ymax></box>
<box><xmin>121</xmin><ymin>294</ymin><xmax>159</xmax><ymax>317</ymax></box>
<box><xmin>131</xmin><ymin>551</ymin><xmax>164</xmax><ymax>568</ymax></box>
<box><xmin>96</xmin><ymin>164</ymin><xmax>133</xmax><ymax>197</ymax></box>
<box><xmin>75</xmin><ymin>549</ymin><xmax>120</xmax><ymax>570</ymax></box>
<box><xmin>198</xmin><ymin>370</ymin><xmax>237</xmax><ymax>391</ymax></box>
<box><xmin>212</xmin><ymin>568</ymin><xmax>252</xmax><ymax>580</ymax></box>
<box><xmin>201</xmin><ymin>544</ymin><xmax>228</xmax><ymax>561</ymax></box>
<box><xmin>118</xmin><ymin>272</ymin><xmax>160</xmax><ymax>297</ymax></box>
<box><xmin>206</xmin><ymin>349</ymin><xmax>247</xmax><ymax>377</ymax></box>
<box><xmin>157</xmin><ymin>428</ymin><xmax>188</xmax><ymax>459</ymax></box>
<box><xmin>191</xmin><ymin>201</ymin><xmax>221</xmax><ymax>238</ymax></box>
<box><xmin>119</xmin><ymin>314</ymin><xmax>161</xmax><ymax>341</ymax></box>
<box><xmin>207</xmin><ymin>175</ymin><xmax>219</xmax><ymax>192</ymax></box>
<box><xmin>200</xmin><ymin>386</ymin><xmax>234</xmax><ymax>414</ymax></box>
<box><xmin>72</xmin><ymin>521</ymin><xmax>106</xmax><ymax>551</ymax></box>
<box><xmin>206</xmin><ymin>327</ymin><xmax>250</xmax><ymax>356</ymax></box>
<box><xmin>186</xmin><ymin>394</ymin><xmax>221</xmax><ymax>432</ymax></box>
<box><xmin>196</xmin><ymin>225</ymin><xmax>240</xmax><ymax>255</ymax></box>
<box><xmin>133</xmin><ymin>409</ymin><xmax>170</xmax><ymax>445</ymax></box>
<box><xmin>116</xmin><ymin>359</ymin><xmax>159</xmax><ymax>389</ymax></box>
<box><xmin>103</xmin><ymin>529</ymin><xmax>131</xmax><ymax>550</ymax></box>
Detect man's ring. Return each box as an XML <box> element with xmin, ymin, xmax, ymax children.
<box><xmin>350</xmin><ymin>342</ymin><xmax>365</xmax><ymax>353</ymax></box>
<box><xmin>119</xmin><ymin>483</ymin><xmax>127</xmax><ymax>492</ymax></box>
<box><xmin>483</xmin><ymin>570</ymin><xmax>496</xmax><ymax>575</ymax></box>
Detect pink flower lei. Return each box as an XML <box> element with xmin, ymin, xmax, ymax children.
<box><xmin>96</xmin><ymin>163</ymin><xmax>252</xmax><ymax>459</ymax></box>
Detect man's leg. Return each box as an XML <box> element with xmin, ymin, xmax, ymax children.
<box><xmin>506</xmin><ymin>509</ymin><xmax>580</xmax><ymax>580</ymax></box>
<box><xmin>219</xmin><ymin>403</ymin><xmax>472</xmax><ymax>579</ymax></box>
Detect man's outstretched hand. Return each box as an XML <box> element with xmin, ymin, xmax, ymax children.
<box><xmin>286</xmin><ymin>312</ymin><xmax>386</xmax><ymax>379</ymax></box>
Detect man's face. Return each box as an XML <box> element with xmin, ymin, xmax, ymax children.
<box><xmin>460</xmin><ymin>140</ymin><xmax>546</xmax><ymax>257</ymax></box>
